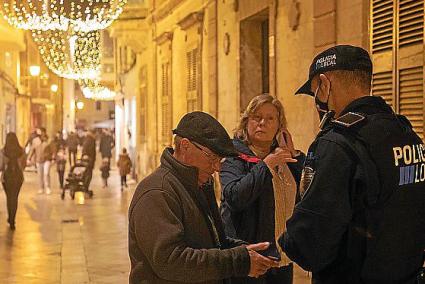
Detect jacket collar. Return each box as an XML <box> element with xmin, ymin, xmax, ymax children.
<box><xmin>340</xmin><ymin>95</ymin><xmax>392</xmax><ymax>116</ymax></box>
<box><xmin>160</xmin><ymin>147</ymin><xmax>199</xmax><ymax>190</ymax></box>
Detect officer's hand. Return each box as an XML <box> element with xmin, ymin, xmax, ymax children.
<box><xmin>264</xmin><ymin>147</ymin><xmax>297</xmax><ymax>169</ymax></box>
<box><xmin>246</xmin><ymin>242</ymin><xmax>280</xmax><ymax>278</ymax></box>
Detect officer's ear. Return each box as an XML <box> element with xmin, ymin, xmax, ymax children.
<box><xmin>319</xmin><ymin>73</ymin><xmax>331</xmax><ymax>95</ymax></box>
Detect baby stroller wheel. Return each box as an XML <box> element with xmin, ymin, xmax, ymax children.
<box><xmin>88</xmin><ymin>190</ymin><xmax>94</xmax><ymax>198</ymax></box>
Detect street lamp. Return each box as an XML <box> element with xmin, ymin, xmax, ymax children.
<box><xmin>76</xmin><ymin>101</ymin><xmax>84</xmax><ymax>110</ymax></box>
<box><xmin>50</xmin><ymin>84</ymin><xmax>58</xmax><ymax>92</ymax></box>
<box><xmin>29</xmin><ymin>65</ymin><xmax>41</xmax><ymax>77</ymax></box>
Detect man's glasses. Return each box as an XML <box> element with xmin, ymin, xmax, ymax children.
<box><xmin>191</xmin><ymin>141</ymin><xmax>224</xmax><ymax>164</ymax></box>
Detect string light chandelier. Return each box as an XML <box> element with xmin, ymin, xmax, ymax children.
<box><xmin>32</xmin><ymin>29</ymin><xmax>101</xmax><ymax>80</ymax></box>
<box><xmin>80</xmin><ymin>79</ymin><xmax>116</xmax><ymax>101</ymax></box>
<box><xmin>0</xmin><ymin>0</ymin><xmax>127</xmax><ymax>31</ymax></box>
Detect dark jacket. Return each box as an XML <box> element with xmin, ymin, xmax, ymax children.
<box><xmin>220</xmin><ymin>139</ymin><xmax>304</xmax><ymax>245</ymax></box>
<box><xmin>99</xmin><ymin>134</ymin><xmax>114</xmax><ymax>158</ymax></box>
<box><xmin>1</xmin><ymin>149</ymin><xmax>26</xmax><ymax>186</ymax></box>
<box><xmin>128</xmin><ymin>148</ymin><xmax>250</xmax><ymax>284</ymax></box>
<box><xmin>66</xmin><ymin>133</ymin><xmax>79</xmax><ymax>151</ymax></box>
<box><xmin>280</xmin><ymin>96</ymin><xmax>425</xmax><ymax>284</ymax></box>
<box><xmin>82</xmin><ymin>134</ymin><xmax>96</xmax><ymax>169</ymax></box>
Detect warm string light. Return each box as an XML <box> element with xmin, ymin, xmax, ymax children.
<box><xmin>0</xmin><ymin>0</ymin><xmax>127</xmax><ymax>32</ymax></box>
<box><xmin>32</xmin><ymin>29</ymin><xmax>101</xmax><ymax>80</ymax></box>
<box><xmin>80</xmin><ymin>79</ymin><xmax>116</xmax><ymax>101</ymax></box>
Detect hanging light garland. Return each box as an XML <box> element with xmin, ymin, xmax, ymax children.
<box><xmin>79</xmin><ymin>78</ymin><xmax>116</xmax><ymax>101</ymax></box>
<box><xmin>0</xmin><ymin>0</ymin><xmax>127</xmax><ymax>32</ymax></box>
<box><xmin>32</xmin><ymin>29</ymin><xmax>101</xmax><ymax>80</ymax></box>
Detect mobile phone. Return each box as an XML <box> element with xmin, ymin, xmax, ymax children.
<box><xmin>258</xmin><ymin>243</ymin><xmax>281</xmax><ymax>261</ymax></box>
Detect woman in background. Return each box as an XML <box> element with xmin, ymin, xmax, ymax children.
<box><xmin>1</xmin><ymin>132</ymin><xmax>26</xmax><ymax>230</ymax></box>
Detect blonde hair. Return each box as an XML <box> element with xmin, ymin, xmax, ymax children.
<box><xmin>234</xmin><ymin>94</ymin><xmax>287</xmax><ymax>144</ymax></box>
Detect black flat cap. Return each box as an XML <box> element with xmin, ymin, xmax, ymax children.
<box><xmin>295</xmin><ymin>45</ymin><xmax>373</xmax><ymax>96</ymax></box>
<box><xmin>172</xmin><ymin>111</ymin><xmax>238</xmax><ymax>157</ymax></box>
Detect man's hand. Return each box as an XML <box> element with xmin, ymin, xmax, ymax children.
<box><xmin>246</xmin><ymin>242</ymin><xmax>280</xmax><ymax>278</ymax></box>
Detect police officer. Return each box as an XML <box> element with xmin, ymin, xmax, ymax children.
<box><xmin>278</xmin><ymin>45</ymin><xmax>425</xmax><ymax>283</ymax></box>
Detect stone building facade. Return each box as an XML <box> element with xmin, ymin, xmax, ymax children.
<box><xmin>111</xmin><ymin>0</ymin><xmax>424</xmax><ymax>179</ymax></box>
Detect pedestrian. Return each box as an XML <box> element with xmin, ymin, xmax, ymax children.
<box><xmin>0</xmin><ymin>132</ymin><xmax>26</xmax><ymax>230</ymax></box>
<box><xmin>100</xmin><ymin>157</ymin><xmax>110</xmax><ymax>188</ymax></box>
<box><xmin>99</xmin><ymin>129</ymin><xmax>114</xmax><ymax>165</ymax></box>
<box><xmin>55</xmin><ymin>145</ymin><xmax>67</xmax><ymax>189</ymax></box>
<box><xmin>128</xmin><ymin>111</ymin><xmax>280</xmax><ymax>284</ymax></box>
<box><xmin>81</xmin><ymin>129</ymin><xmax>96</xmax><ymax>190</ymax></box>
<box><xmin>66</xmin><ymin>131</ymin><xmax>79</xmax><ymax>166</ymax></box>
<box><xmin>278</xmin><ymin>45</ymin><xmax>425</xmax><ymax>283</ymax></box>
<box><xmin>40</xmin><ymin>135</ymin><xmax>56</xmax><ymax>194</ymax></box>
<box><xmin>219</xmin><ymin>94</ymin><xmax>305</xmax><ymax>284</ymax></box>
<box><xmin>117</xmin><ymin>148</ymin><xmax>131</xmax><ymax>190</ymax></box>
<box><xmin>31</xmin><ymin>134</ymin><xmax>50</xmax><ymax>194</ymax></box>
<box><xmin>26</xmin><ymin>128</ymin><xmax>42</xmax><ymax>170</ymax></box>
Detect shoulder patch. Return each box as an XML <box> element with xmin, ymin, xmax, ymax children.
<box><xmin>332</xmin><ymin>112</ymin><xmax>365</xmax><ymax>128</ymax></box>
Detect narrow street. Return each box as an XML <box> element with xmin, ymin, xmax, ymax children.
<box><xmin>0</xmin><ymin>166</ymin><xmax>311</xmax><ymax>284</ymax></box>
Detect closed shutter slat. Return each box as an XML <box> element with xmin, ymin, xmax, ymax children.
<box><xmin>399</xmin><ymin>66</ymin><xmax>424</xmax><ymax>139</ymax></box>
<box><xmin>398</xmin><ymin>0</ymin><xmax>423</xmax><ymax>47</ymax></box>
<box><xmin>372</xmin><ymin>71</ymin><xmax>393</xmax><ymax>107</ymax></box>
<box><xmin>372</xmin><ymin>0</ymin><xmax>394</xmax><ymax>53</ymax></box>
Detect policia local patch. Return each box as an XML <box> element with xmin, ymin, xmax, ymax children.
<box><xmin>393</xmin><ymin>143</ymin><xmax>425</xmax><ymax>185</ymax></box>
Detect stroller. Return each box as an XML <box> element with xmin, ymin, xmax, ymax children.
<box><xmin>62</xmin><ymin>158</ymin><xmax>94</xmax><ymax>200</ymax></box>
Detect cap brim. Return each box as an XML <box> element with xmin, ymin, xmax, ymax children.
<box><xmin>295</xmin><ymin>80</ymin><xmax>314</xmax><ymax>96</ymax></box>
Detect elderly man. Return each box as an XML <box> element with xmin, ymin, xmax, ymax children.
<box><xmin>129</xmin><ymin>111</ymin><xmax>279</xmax><ymax>284</ymax></box>
<box><xmin>279</xmin><ymin>45</ymin><xmax>425</xmax><ymax>283</ymax></box>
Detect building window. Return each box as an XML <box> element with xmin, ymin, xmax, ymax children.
<box><xmin>161</xmin><ymin>61</ymin><xmax>172</xmax><ymax>146</ymax></box>
<box><xmin>139</xmin><ymin>66</ymin><xmax>147</xmax><ymax>142</ymax></box>
<box><xmin>371</xmin><ymin>0</ymin><xmax>424</xmax><ymax>139</ymax></box>
<box><xmin>186</xmin><ymin>47</ymin><xmax>201</xmax><ymax>111</ymax></box>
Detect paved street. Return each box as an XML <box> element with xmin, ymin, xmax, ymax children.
<box><xmin>0</xmin><ymin>166</ymin><xmax>311</xmax><ymax>284</ymax></box>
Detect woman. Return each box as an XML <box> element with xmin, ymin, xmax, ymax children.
<box><xmin>1</xmin><ymin>132</ymin><xmax>26</xmax><ymax>230</ymax></box>
<box><xmin>220</xmin><ymin>94</ymin><xmax>305</xmax><ymax>283</ymax></box>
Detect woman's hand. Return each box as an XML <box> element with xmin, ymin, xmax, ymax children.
<box><xmin>264</xmin><ymin>147</ymin><xmax>297</xmax><ymax>169</ymax></box>
<box><xmin>279</xmin><ymin>128</ymin><xmax>299</xmax><ymax>157</ymax></box>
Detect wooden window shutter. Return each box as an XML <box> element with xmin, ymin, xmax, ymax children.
<box><xmin>372</xmin><ymin>71</ymin><xmax>394</xmax><ymax>107</ymax></box>
<box><xmin>186</xmin><ymin>48</ymin><xmax>200</xmax><ymax>111</ymax></box>
<box><xmin>398</xmin><ymin>0</ymin><xmax>424</xmax><ymax>47</ymax></box>
<box><xmin>371</xmin><ymin>0</ymin><xmax>394</xmax><ymax>53</ymax></box>
<box><xmin>161</xmin><ymin>62</ymin><xmax>172</xmax><ymax>146</ymax></box>
<box><xmin>399</xmin><ymin>66</ymin><xmax>424</xmax><ymax>139</ymax></box>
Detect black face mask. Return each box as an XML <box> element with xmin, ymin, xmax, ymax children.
<box><xmin>313</xmin><ymin>81</ymin><xmax>331</xmax><ymax>120</ymax></box>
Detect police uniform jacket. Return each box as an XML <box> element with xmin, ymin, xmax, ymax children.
<box><xmin>128</xmin><ymin>148</ymin><xmax>250</xmax><ymax>284</ymax></box>
<box><xmin>279</xmin><ymin>96</ymin><xmax>425</xmax><ymax>284</ymax></box>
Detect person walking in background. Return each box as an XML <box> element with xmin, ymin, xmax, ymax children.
<box><xmin>0</xmin><ymin>133</ymin><xmax>26</xmax><ymax>230</ymax></box>
<box><xmin>41</xmin><ymin>135</ymin><xmax>57</xmax><ymax>195</ymax></box>
<box><xmin>81</xmin><ymin>129</ymin><xmax>96</xmax><ymax>190</ymax></box>
<box><xmin>99</xmin><ymin>129</ymin><xmax>114</xmax><ymax>165</ymax></box>
<box><xmin>220</xmin><ymin>94</ymin><xmax>305</xmax><ymax>284</ymax></box>
<box><xmin>100</xmin><ymin>157</ymin><xmax>110</xmax><ymax>188</ymax></box>
<box><xmin>55</xmin><ymin>145</ymin><xmax>67</xmax><ymax>189</ymax></box>
<box><xmin>66</xmin><ymin>131</ymin><xmax>79</xmax><ymax>166</ymax></box>
<box><xmin>30</xmin><ymin>134</ymin><xmax>49</xmax><ymax>194</ymax></box>
<box><xmin>117</xmin><ymin>148</ymin><xmax>131</xmax><ymax>191</ymax></box>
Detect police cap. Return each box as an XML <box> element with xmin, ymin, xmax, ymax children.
<box><xmin>295</xmin><ymin>45</ymin><xmax>373</xmax><ymax>96</ymax></box>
